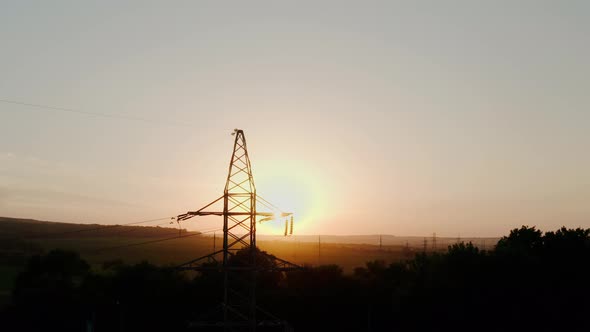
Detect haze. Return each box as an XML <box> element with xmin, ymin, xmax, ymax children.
<box><xmin>1</xmin><ymin>1</ymin><xmax>589</xmax><ymax>237</ymax></box>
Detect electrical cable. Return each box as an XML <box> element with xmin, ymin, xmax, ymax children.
<box><xmin>92</xmin><ymin>227</ymin><xmax>222</xmax><ymax>252</ymax></box>
<box><xmin>33</xmin><ymin>216</ymin><xmax>177</xmax><ymax>238</ymax></box>
<box><xmin>0</xmin><ymin>98</ymin><xmax>191</xmax><ymax>127</ymax></box>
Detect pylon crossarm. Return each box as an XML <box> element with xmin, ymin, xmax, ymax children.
<box><xmin>177</xmin><ymin>195</ymin><xmax>224</xmax><ymax>221</ymax></box>
<box><xmin>181</xmin><ymin>212</ymin><xmax>276</xmax><ymax>218</ymax></box>
<box><xmin>255</xmin><ymin>194</ymin><xmax>293</xmax><ymax>217</ymax></box>
<box><xmin>255</xmin><ymin>212</ymin><xmax>277</xmax><ymax>217</ymax></box>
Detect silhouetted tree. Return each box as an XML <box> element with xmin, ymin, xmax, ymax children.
<box><xmin>10</xmin><ymin>250</ymin><xmax>90</xmax><ymax>331</ymax></box>
<box><xmin>496</xmin><ymin>225</ymin><xmax>543</xmax><ymax>254</ymax></box>
<box><xmin>3</xmin><ymin>227</ymin><xmax>590</xmax><ymax>332</ymax></box>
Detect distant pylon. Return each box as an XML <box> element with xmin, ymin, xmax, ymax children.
<box><xmin>318</xmin><ymin>235</ymin><xmax>321</xmax><ymax>265</ymax></box>
<box><xmin>432</xmin><ymin>232</ymin><xmax>437</xmax><ymax>251</ymax></box>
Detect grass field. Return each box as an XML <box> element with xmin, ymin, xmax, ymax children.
<box><xmin>0</xmin><ymin>233</ymin><xmax>424</xmax><ymax>308</ymax></box>
<box><xmin>24</xmin><ymin>236</ymin><xmax>416</xmax><ymax>272</ymax></box>
<box><xmin>0</xmin><ymin>216</ymin><xmax>499</xmax><ymax>308</ymax></box>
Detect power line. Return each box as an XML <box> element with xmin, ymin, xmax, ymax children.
<box><xmin>43</xmin><ymin>217</ymin><xmax>177</xmax><ymax>238</ymax></box>
<box><xmin>105</xmin><ymin>220</ymin><xmax>178</xmax><ymax>237</ymax></box>
<box><xmin>92</xmin><ymin>227</ymin><xmax>222</xmax><ymax>252</ymax></box>
<box><xmin>0</xmin><ymin>98</ymin><xmax>192</xmax><ymax>127</ymax></box>
<box><xmin>2</xmin><ymin>212</ymin><xmax>219</xmax><ymax>251</ymax></box>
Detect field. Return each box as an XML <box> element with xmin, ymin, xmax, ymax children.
<box><xmin>0</xmin><ymin>216</ymin><xmax>499</xmax><ymax>307</ymax></box>
<box><xmin>4</xmin><ymin>217</ymin><xmax>585</xmax><ymax>331</ymax></box>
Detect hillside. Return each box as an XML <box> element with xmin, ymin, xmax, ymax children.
<box><xmin>0</xmin><ymin>216</ymin><xmax>499</xmax><ymax>307</ymax></box>
<box><xmin>0</xmin><ymin>216</ymin><xmax>190</xmax><ymax>239</ymax></box>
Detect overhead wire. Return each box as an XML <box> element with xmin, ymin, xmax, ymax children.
<box><xmin>92</xmin><ymin>227</ymin><xmax>222</xmax><ymax>253</ymax></box>
<box><xmin>105</xmin><ymin>220</ymin><xmax>178</xmax><ymax>237</ymax></box>
<box><xmin>2</xmin><ymin>212</ymin><xmax>221</xmax><ymax>252</ymax></box>
<box><xmin>27</xmin><ymin>216</ymin><xmax>178</xmax><ymax>238</ymax></box>
<box><xmin>256</xmin><ymin>194</ymin><xmax>285</xmax><ymax>214</ymax></box>
<box><xmin>0</xmin><ymin>98</ymin><xmax>191</xmax><ymax>127</ymax></box>
<box><xmin>1</xmin><ymin>100</ymin><xmax>293</xmax><ymax>251</ymax></box>
<box><xmin>0</xmin><ymin>98</ymin><xmax>236</xmax><ymax>240</ymax></box>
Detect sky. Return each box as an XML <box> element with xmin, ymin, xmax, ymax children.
<box><xmin>0</xmin><ymin>1</ymin><xmax>589</xmax><ymax>237</ymax></box>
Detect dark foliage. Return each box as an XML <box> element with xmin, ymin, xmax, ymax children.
<box><xmin>1</xmin><ymin>226</ymin><xmax>589</xmax><ymax>331</ymax></box>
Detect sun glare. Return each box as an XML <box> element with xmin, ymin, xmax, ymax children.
<box><xmin>255</xmin><ymin>160</ymin><xmax>327</xmax><ymax>235</ymax></box>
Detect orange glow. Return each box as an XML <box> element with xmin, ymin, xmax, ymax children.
<box><xmin>255</xmin><ymin>160</ymin><xmax>328</xmax><ymax>235</ymax></box>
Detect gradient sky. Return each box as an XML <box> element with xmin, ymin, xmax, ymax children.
<box><xmin>1</xmin><ymin>1</ymin><xmax>589</xmax><ymax>236</ymax></box>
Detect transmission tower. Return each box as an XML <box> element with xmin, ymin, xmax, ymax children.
<box><xmin>432</xmin><ymin>232</ymin><xmax>437</xmax><ymax>251</ymax></box>
<box><xmin>176</xmin><ymin>129</ymin><xmax>300</xmax><ymax>331</ymax></box>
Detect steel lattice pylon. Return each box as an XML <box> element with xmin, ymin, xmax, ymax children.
<box><xmin>177</xmin><ymin>129</ymin><xmax>300</xmax><ymax>331</ymax></box>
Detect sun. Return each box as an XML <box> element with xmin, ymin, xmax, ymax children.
<box><xmin>254</xmin><ymin>160</ymin><xmax>327</xmax><ymax>235</ymax></box>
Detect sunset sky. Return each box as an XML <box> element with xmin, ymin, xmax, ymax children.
<box><xmin>1</xmin><ymin>1</ymin><xmax>589</xmax><ymax>237</ymax></box>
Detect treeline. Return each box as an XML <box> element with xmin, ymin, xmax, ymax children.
<box><xmin>1</xmin><ymin>226</ymin><xmax>589</xmax><ymax>331</ymax></box>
